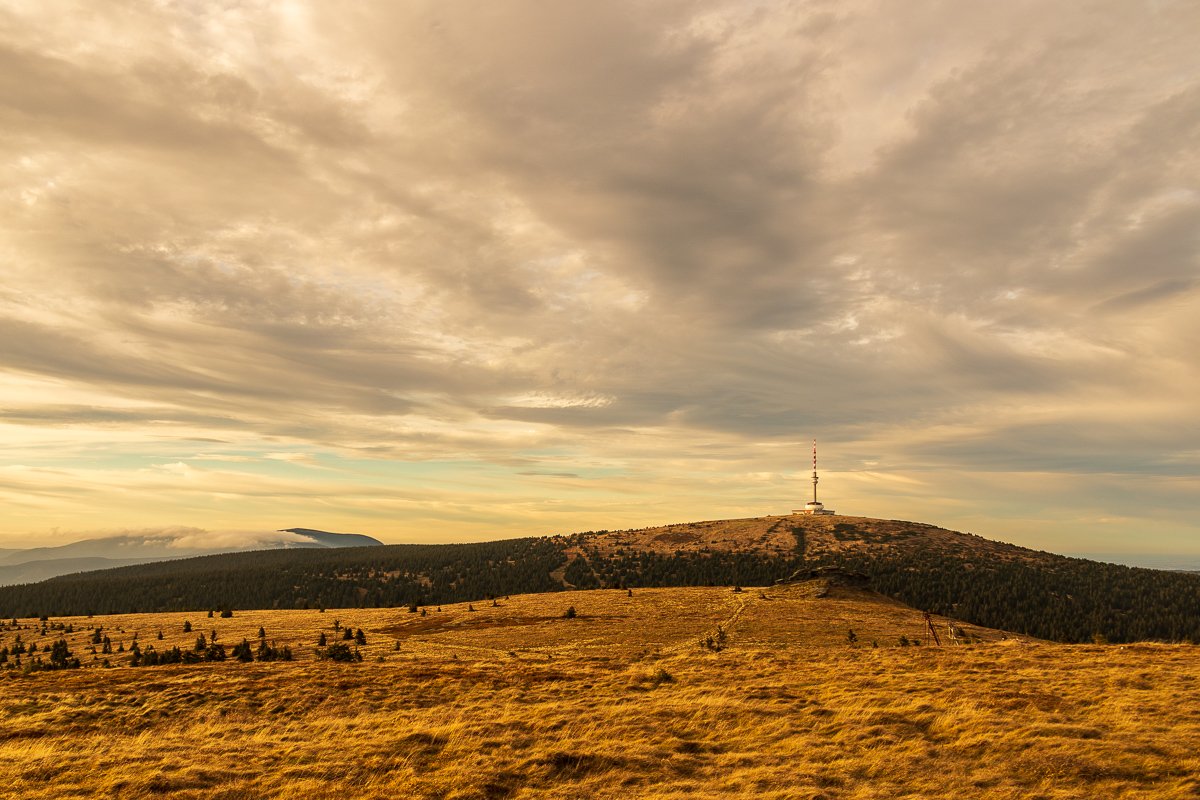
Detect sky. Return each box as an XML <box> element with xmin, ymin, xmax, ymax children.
<box><xmin>1</xmin><ymin>1</ymin><xmax>1198</xmax><ymax>563</ymax></box>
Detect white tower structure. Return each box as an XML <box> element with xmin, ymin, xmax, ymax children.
<box><xmin>794</xmin><ymin>440</ymin><xmax>835</xmax><ymax>515</ymax></box>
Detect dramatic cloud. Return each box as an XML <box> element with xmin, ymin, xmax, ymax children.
<box><xmin>1</xmin><ymin>1</ymin><xmax>1198</xmax><ymax>560</ymax></box>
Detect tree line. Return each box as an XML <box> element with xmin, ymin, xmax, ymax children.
<box><xmin>0</xmin><ymin>528</ymin><xmax>1198</xmax><ymax>644</ymax></box>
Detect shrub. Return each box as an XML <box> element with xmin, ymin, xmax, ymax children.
<box><xmin>137</xmin><ymin>646</ymin><xmax>184</xmax><ymax>666</ymax></box>
<box><xmin>630</xmin><ymin>666</ymin><xmax>675</xmax><ymax>689</ymax></box>
<box><xmin>255</xmin><ymin>641</ymin><xmax>292</xmax><ymax>662</ymax></box>
<box><xmin>318</xmin><ymin>643</ymin><xmax>361</xmax><ymax>663</ymax></box>
<box><xmin>48</xmin><ymin>639</ymin><xmax>80</xmax><ymax>670</ymax></box>
<box><xmin>231</xmin><ymin>639</ymin><xmax>254</xmax><ymax>662</ymax></box>
<box><xmin>564</xmin><ymin>606</ymin><xmax>577</xmax><ymax>619</ymax></box>
<box><xmin>701</xmin><ymin>626</ymin><xmax>728</xmax><ymax>652</ymax></box>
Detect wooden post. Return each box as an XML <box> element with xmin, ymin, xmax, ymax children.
<box><xmin>924</xmin><ymin>611</ymin><xmax>942</xmax><ymax>647</ymax></box>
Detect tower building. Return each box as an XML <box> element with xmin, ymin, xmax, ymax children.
<box><xmin>794</xmin><ymin>440</ymin><xmax>835</xmax><ymax>515</ymax></box>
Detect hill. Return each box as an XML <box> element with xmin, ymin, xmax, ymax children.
<box><xmin>0</xmin><ymin>528</ymin><xmax>383</xmax><ymax>585</ymax></box>
<box><xmin>0</xmin><ymin>514</ymin><xmax>1198</xmax><ymax>644</ymax></box>
<box><xmin>561</xmin><ymin>515</ymin><xmax>1200</xmax><ymax>642</ymax></box>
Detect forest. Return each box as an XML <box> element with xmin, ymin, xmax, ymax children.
<box><xmin>0</xmin><ymin>528</ymin><xmax>1197</xmax><ymax>644</ymax></box>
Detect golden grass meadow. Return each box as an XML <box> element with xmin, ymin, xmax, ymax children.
<box><xmin>2</xmin><ymin>582</ymin><xmax>1198</xmax><ymax>799</ymax></box>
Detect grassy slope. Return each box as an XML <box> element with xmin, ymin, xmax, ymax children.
<box><xmin>583</xmin><ymin>513</ymin><xmax>1043</xmax><ymax>561</ymax></box>
<box><xmin>2</xmin><ymin>584</ymin><xmax>1198</xmax><ymax>798</ymax></box>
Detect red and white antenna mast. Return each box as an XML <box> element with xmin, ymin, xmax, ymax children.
<box><xmin>811</xmin><ymin>439</ymin><xmax>819</xmax><ymax>504</ymax></box>
<box><xmin>794</xmin><ymin>439</ymin><xmax>835</xmax><ymax>515</ymax></box>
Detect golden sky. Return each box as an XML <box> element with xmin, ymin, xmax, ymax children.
<box><xmin>2</xmin><ymin>1</ymin><xmax>1199</xmax><ymax>561</ymax></box>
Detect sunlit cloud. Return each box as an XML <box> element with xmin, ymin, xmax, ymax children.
<box><xmin>0</xmin><ymin>1</ymin><xmax>1198</xmax><ymax>560</ymax></box>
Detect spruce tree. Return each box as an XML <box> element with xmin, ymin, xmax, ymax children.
<box><xmin>231</xmin><ymin>639</ymin><xmax>253</xmax><ymax>662</ymax></box>
<box><xmin>49</xmin><ymin>639</ymin><xmax>79</xmax><ymax>669</ymax></box>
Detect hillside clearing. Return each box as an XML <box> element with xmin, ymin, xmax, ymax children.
<box><xmin>0</xmin><ymin>584</ymin><xmax>1196</xmax><ymax>798</ymax></box>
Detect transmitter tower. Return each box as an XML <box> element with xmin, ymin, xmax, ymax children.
<box><xmin>794</xmin><ymin>440</ymin><xmax>835</xmax><ymax>515</ymax></box>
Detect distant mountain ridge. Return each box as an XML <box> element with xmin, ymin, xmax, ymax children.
<box><xmin>0</xmin><ymin>557</ymin><xmax>178</xmax><ymax>587</ymax></box>
<box><xmin>277</xmin><ymin>528</ymin><xmax>385</xmax><ymax>549</ymax></box>
<box><xmin>0</xmin><ymin>528</ymin><xmax>383</xmax><ymax>586</ymax></box>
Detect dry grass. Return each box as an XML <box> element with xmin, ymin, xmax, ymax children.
<box><xmin>579</xmin><ymin>513</ymin><xmax>1046</xmax><ymax>564</ymax></box>
<box><xmin>1</xmin><ymin>584</ymin><xmax>1196</xmax><ymax>799</ymax></box>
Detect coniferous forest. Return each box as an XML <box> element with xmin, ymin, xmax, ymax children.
<box><xmin>0</xmin><ymin>525</ymin><xmax>1197</xmax><ymax>645</ymax></box>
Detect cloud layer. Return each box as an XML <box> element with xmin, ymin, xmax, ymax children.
<box><xmin>2</xmin><ymin>1</ymin><xmax>1198</xmax><ymax>558</ymax></box>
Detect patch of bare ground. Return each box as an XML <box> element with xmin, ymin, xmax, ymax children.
<box><xmin>0</xmin><ymin>586</ymin><xmax>1196</xmax><ymax>798</ymax></box>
